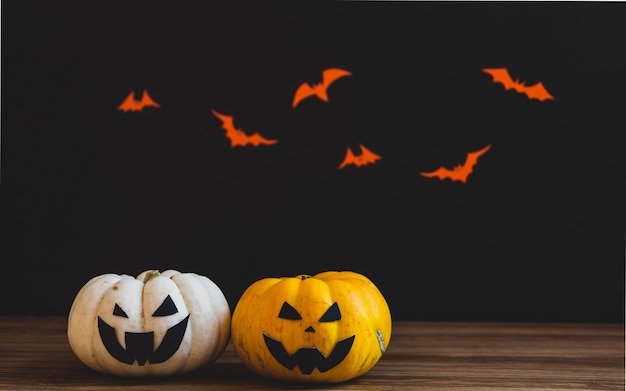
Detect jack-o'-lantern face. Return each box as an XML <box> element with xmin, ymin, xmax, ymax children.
<box><xmin>91</xmin><ymin>274</ymin><xmax>193</xmax><ymax>370</ymax></box>
<box><xmin>231</xmin><ymin>272</ymin><xmax>392</xmax><ymax>383</ymax></box>
<box><xmin>263</xmin><ymin>301</ymin><xmax>355</xmax><ymax>374</ymax></box>
<box><xmin>98</xmin><ymin>295</ymin><xmax>189</xmax><ymax>366</ymax></box>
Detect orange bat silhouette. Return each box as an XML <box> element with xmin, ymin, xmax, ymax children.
<box><xmin>338</xmin><ymin>144</ymin><xmax>381</xmax><ymax>169</ymax></box>
<box><xmin>292</xmin><ymin>68</ymin><xmax>352</xmax><ymax>108</ymax></box>
<box><xmin>117</xmin><ymin>89</ymin><xmax>160</xmax><ymax>112</ymax></box>
<box><xmin>420</xmin><ymin>144</ymin><xmax>491</xmax><ymax>183</ymax></box>
<box><xmin>211</xmin><ymin>109</ymin><xmax>278</xmax><ymax>148</ymax></box>
<box><xmin>483</xmin><ymin>68</ymin><xmax>554</xmax><ymax>101</ymax></box>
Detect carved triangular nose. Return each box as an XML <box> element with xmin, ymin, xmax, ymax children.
<box><xmin>305</xmin><ymin>326</ymin><xmax>315</xmax><ymax>333</ymax></box>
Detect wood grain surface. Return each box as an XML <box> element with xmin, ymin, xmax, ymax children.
<box><xmin>0</xmin><ymin>316</ymin><xmax>623</xmax><ymax>390</ymax></box>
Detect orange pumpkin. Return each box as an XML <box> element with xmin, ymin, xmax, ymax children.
<box><xmin>231</xmin><ymin>271</ymin><xmax>392</xmax><ymax>383</ymax></box>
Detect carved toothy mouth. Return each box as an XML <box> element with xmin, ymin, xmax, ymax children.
<box><xmin>98</xmin><ymin>315</ymin><xmax>189</xmax><ymax>366</ymax></box>
<box><xmin>263</xmin><ymin>333</ymin><xmax>355</xmax><ymax>374</ymax></box>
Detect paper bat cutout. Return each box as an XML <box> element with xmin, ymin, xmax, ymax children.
<box><xmin>483</xmin><ymin>68</ymin><xmax>554</xmax><ymax>101</ymax></box>
<box><xmin>420</xmin><ymin>144</ymin><xmax>491</xmax><ymax>183</ymax></box>
<box><xmin>338</xmin><ymin>144</ymin><xmax>381</xmax><ymax>169</ymax></box>
<box><xmin>117</xmin><ymin>89</ymin><xmax>161</xmax><ymax>112</ymax></box>
<box><xmin>211</xmin><ymin>109</ymin><xmax>278</xmax><ymax>148</ymax></box>
<box><xmin>292</xmin><ymin>68</ymin><xmax>352</xmax><ymax>108</ymax></box>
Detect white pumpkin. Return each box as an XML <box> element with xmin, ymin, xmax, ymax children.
<box><xmin>67</xmin><ymin>269</ymin><xmax>231</xmax><ymax>377</ymax></box>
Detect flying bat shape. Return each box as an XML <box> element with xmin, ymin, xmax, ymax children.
<box><xmin>338</xmin><ymin>144</ymin><xmax>381</xmax><ymax>169</ymax></box>
<box><xmin>292</xmin><ymin>68</ymin><xmax>352</xmax><ymax>108</ymax></box>
<box><xmin>420</xmin><ymin>144</ymin><xmax>491</xmax><ymax>183</ymax></box>
<box><xmin>483</xmin><ymin>68</ymin><xmax>554</xmax><ymax>101</ymax></box>
<box><xmin>117</xmin><ymin>89</ymin><xmax>161</xmax><ymax>112</ymax></box>
<box><xmin>211</xmin><ymin>109</ymin><xmax>278</xmax><ymax>148</ymax></box>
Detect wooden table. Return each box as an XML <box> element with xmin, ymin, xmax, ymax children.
<box><xmin>0</xmin><ymin>316</ymin><xmax>623</xmax><ymax>390</ymax></box>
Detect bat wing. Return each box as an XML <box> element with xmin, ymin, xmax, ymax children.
<box><xmin>463</xmin><ymin>144</ymin><xmax>491</xmax><ymax>169</ymax></box>
<box><xmin>238</xmin><ymin>133</ymin><xmax>279</xmax><ymax>147</ymax></box>
<box><xmin>292</xmin><ymin>83</ymin><xmax>315</xmax><ymax>108</ymax></box>
<box><xmin>458</xmin><ymin>144</ymin><xmax>491</xmax><ymax>182</ymax></box>
<box><xmin>140</xmin><ymin>90</ymin><xmax>160</xmax><ymax>108</ymax></box>
<box><xmin>483</xmin><ymin>68</ymin><xmax>516</xmax><ymax>90</ymax></box>
<box><xmin>117</xmin><ymin>91</ymin><xmax>138</xmax><ymax>112</ymax></box>
<box><xmin>211</xmin><ymin>109</ymin><xmax>240</xmax><ymax>144</ymax></box>
<box><xmin>338</xmin><ymin>147</ymin><xmax>356</xmax><ymax>169</ymax></box>
<box><xmin>358</xmin><ymin>144</ymin><xmax>381</xmax><ymax>165</ymax></box>
<box><xmin>420</xmin><ymin>167</ymin><xmax>456</xmax><ymax>181</ymax></box>
<box><xmin>521</xmin><ymin>82</ymin><xmax>554</xmax><ymax>101</ymax></box>
<box><xmin>211</xmin><ymin>109</ymin><xmax>235</xmax><ymax>130</ymax></box>
<box><xmin>321</xmin><ymin>68</ymin><xmax>352</xmax><ymax>89</ymax></box>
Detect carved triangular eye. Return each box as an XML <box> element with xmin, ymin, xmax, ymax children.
<box><xmin>278</xmin><ymin>302</ymin><xmax>302</xmax><ymax>320</ymax></box>
<box><xmin>113</xmin><ymin>303</ymin><xmax>128</xmax><ymax>318</ymax></box>
<box><xmin>319</xmin><ymin>302</ymin><xmax>341</xmax><ymax>322</ymax></box>
<box><xmin>152</xmin><ymin>295</ymin><xmax>178</xmax><ymax>317</ymax></box>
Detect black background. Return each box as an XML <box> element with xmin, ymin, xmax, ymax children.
<box><xmin>1</xmin><ymin>1</ymin><xmax>624</xmax><ymax>322</ymax></box>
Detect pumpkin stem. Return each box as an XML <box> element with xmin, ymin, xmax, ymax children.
<box><xmin>143</xmin><ymin>270</ymin><xmax>161</xmax><ymax>283</ymax></box>
<box><xmin>300</xmin><ymin>274</ymin><xmax>312</xmax><ymax>280</ymax></box>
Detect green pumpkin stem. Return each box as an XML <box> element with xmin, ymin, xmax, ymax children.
<box><xmin>143</xmin><ymin>270</ymin><xmax>161</xmax><ymax>283</ymax></box>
